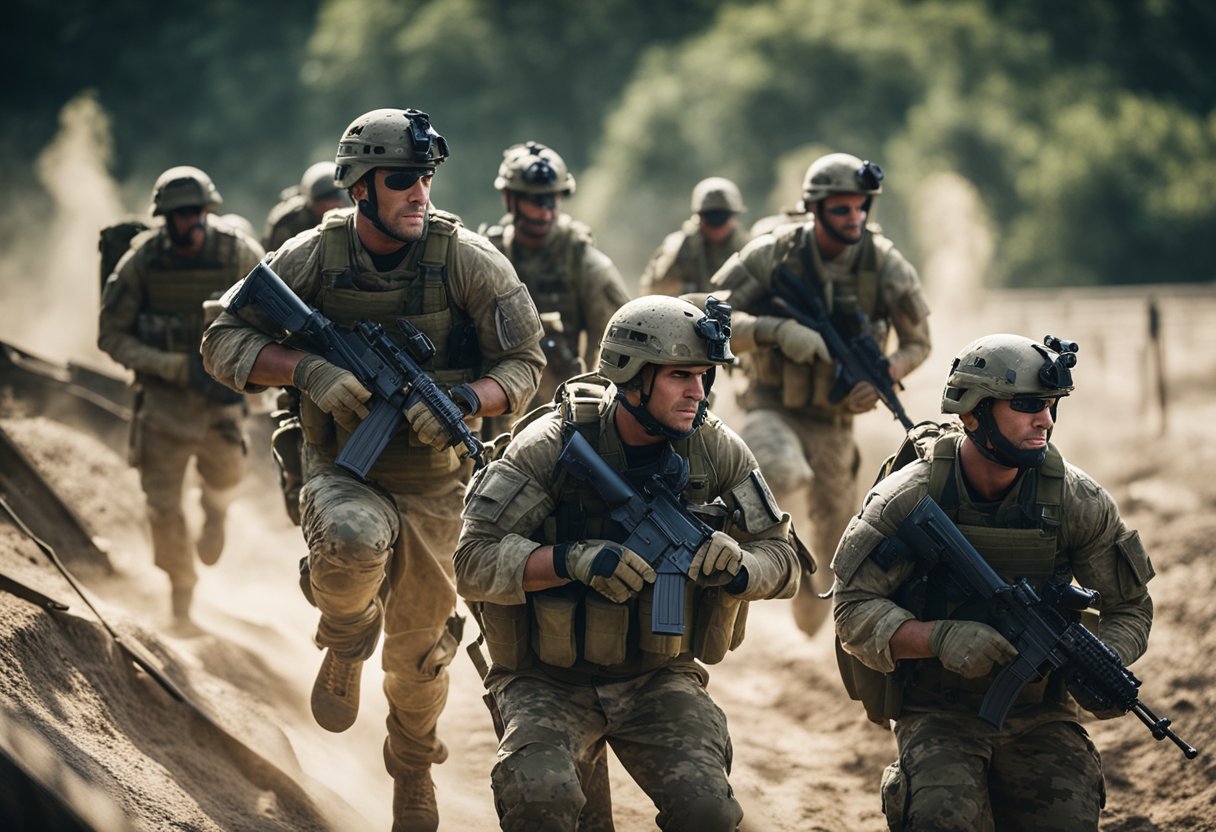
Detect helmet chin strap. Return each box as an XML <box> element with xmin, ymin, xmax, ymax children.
<box><xmin>615</xmin><ymin>367</ymin><xmax>715</xmax><ymax>440</ymax></box>
<box><xmin>357</xmin><ymin>173</ymin><xmax>428</xmax><ymax>244</ymax></box>
<box><xmin>965</xmin><ymin>399</ymin><xmax>1047</xmax><ymax>470</ymax></box>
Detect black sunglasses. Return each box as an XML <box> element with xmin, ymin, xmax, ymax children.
<box><xmin>824</xmin><ymin>204</ymin><xmax>864</xmax><ymax>217</ymax></box>
<box><xmin>169</xmin><ymin>206</ymin><xmax>204</xmax><ymax>218</ymax></box>
<box><xmin>383</xmin><ymin>170</ymin><xmax>432</xmax><ymax>191</ymax></box>
<box><xmin>1008</xmin><ymin>396</ymin><xmax>1056</xmax><ymax>414</ymax></box>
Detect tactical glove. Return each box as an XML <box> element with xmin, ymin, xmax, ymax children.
<box><xmin>929</xmin><ymin>620</ymin><xmax>1018</xmax><ymax>679</ymax></box>
<box><xmin>844</xmin><ymin>381</ymin><xmax>880</xmax><ymax>413</ymax></box>
<box><xmin>293</xmin><ymin>355</ymin><xmax>370</xmax><ymax>433</ymax></box>
<box><xmin>774</xmin><ymin>320</ymin><xmax>831</xmax><ymax>365</ymax></box>
<box><xmin>688</xmin><ymin>531</ymin><xmax>744</xmax><ymax>585</ymax></box>
<box><xmin>405</xmin><ymin>401</ymin><xmax>450</xmax><ymax>452</ymax></box>
<box><xmin>558</xmin><ymin>540</ymin><xmax>655</xmax><ymax>604</ymax></box>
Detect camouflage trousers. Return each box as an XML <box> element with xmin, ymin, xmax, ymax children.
<box><xmin>135</xmin><ymin>409</ymin><xmax>246</xmax><ymax>591</ymax></box>
<box><xmin>740</xmin><ymin>409</ymin><xmax>859</xmax><ymax>635</ymax></box>
<box><xmin>299</xmin><ymin>453</ymin><xmax>464</xmax><ymax>773</ymax></box>
<box><xmin>885</xmin><ymin>709</ymin><xmax>1104</xmax><ymax>831</ymax></box>
<box><xmin>491</xmin><ymin>669</ymin><xmax>743</xmax><ymax>832</ymax></box>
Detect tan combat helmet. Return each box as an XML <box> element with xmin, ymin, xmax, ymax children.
<box><xmin>599</xmin><ymin>296</ymin><xmax>735</xmax><ymax>386</ymax></box>
<box><xmin>942</xmin><ymin>334</ymin><xmax>1078</xmax><ymax>415</ymax></box>
<box><xmin>299</xmin><ymin>161</ymin><xmax>344</xmax><ymax>204</ymax></box>
<box><xmin>494</xmin><ymin>141</ymin><xmax>576</xmax><ymax>196</ymax></box>
<box><xmin>801</xmin><ymin>152</ymin><xmax>884</xmax><ymax>205</ymax></box>
<box><xmin>691</xmin><ymin>177</ymin><xmax>746</xmax><ymax>214</ymax></box>
<box><xmin>150</xmin><ymin>166</ymin><xmax>223</xmax><ymax>216</ymax></box>
<box><xmin>334</xmin><ymin>108</ymin><xmax>449</xmax><ymax>189</ymax></box>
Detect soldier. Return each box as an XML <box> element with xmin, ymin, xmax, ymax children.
<box><xmin>479</xmin><ymin>141</ymin><xmax>631</xmax><ymax>430</ymax></box>
<box><xmin>262</xmin><ymin>161</ymin><xmax>352</xmax><ymax>251</ymax></box>
<box><xmin>455</xmin><ymin>296</ymin><xmax>801</xmax><ymax>831</ymax></box>
<box><xmin>639</xmin><ymin>177</ymin><xmax>749</xmax><ymax>297</ymax></box>
<box><xmin>710</xmin><ymin>152</ymin><xmax>931</xmax><ymax>637</ymax></box>
<box><xmin>98</xmin><ymin>166</ymin><xmax>263</xmax><ymax>626</ymax></box>
<box><xmin>832</xmin><ymin>334</ymin><xmax>1154</xmax><ymax>831</ymax></box>
<box><xmin>200</xmin><ymin>108</ymin><xmax>545</xmax><ymax>831</ymax></box>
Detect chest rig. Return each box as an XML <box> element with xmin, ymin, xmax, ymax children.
<box><xmin>899</xmin><ymin>434</ymin><xmax>1067</xmax><ymax>708</ymax></box>
<box><xmin>671</xmin><ymin>219</ymin><xmax>749</xmax><ymax>295</ymax></box>
<box><xmin>484</xmin><ymin>215</ymin><xmax>591</xmax><ymax>357</ymax></box>
<box><xmin>138</xmin><ymin>228</ymin><xmax>243</xmax><ymax>354</ymax></box>
<box><xmin>745</xmin><ymin>221</ymin><xmax>886</xmax><ymax>412</ymax></box>
<box><xmin>298</xmin><ymin>211</ymin><xmax>481</xmax><ymax>488</ymax></box>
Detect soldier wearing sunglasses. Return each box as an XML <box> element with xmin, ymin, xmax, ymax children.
<box><xmin>832</xmin><ymin>334</ymin><xmax>1154</xmax><ymax>831</ymax></box>
<box><xmin>709</xmin><ymin>152</ymin><xmax>932</xmax><ymax>639</ymax></box>
<box><xmin>640</xmin><ymin>177</ymin><xmax>751</xmax><ymax>298</ymax></box>
<box><xmin>479</xmin><ymin>141</ymin><xmax>632</xmax><ymax>434</ymax></box>
<box><xmin>99</xmin><ymin>166</ymin><xmax>264</xmax><ymax>627</ymax></box>
<box><xmin>200</xmin><ymin>108</ymin><xmax>545</xmax><ymax>831</ymax></box>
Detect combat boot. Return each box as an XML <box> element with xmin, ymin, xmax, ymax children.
<box><xmin>196</xmin><ymin>512</ymin><xmax>225</xmax><ymax>566</ymax></box>
<box><xmin>311</xmin><ymin>649</ymin><xmax>362</xmax><ymax>732</ymax></box>
<box><xmin>392</xmin><ymin>767</ymin><xmax>439</xmax><ymax>832</ymax></box>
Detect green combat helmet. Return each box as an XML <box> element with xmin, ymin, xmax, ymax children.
<box><xmin>299</xmin><ymin>161</ymin><xmax>344</xmax><ymax>205</ymax></box>
<box><xmin>942</xmin><ymin>333</ymin><xmax>1079</xmax><ymax>468</ymax></box>
<box><xmin>334</xmin><ymin>108</ymin><xmax>449</xmax><ymax>189</ymax></box>
<box><xmin>150</xmin><ymin>166</ymin><xmax>223</xmax><ymax>216</ymax></box>
<box><xmin>494</xmin><ymin>141</ymin><xmax>576</xmax><ymax>197</ymax></box>
<box><xmin>691</xmin><ymin>177</ymin><xmax>746</xmax><ymax>215</ymax></box>
<box><xmin>801</xmin><ymin>152</ymin><xmax>884</xmax><ymax>205</ymax></box>
<box><xmin>599</xmin><ymin>295</ymin><xmax>735</xmax><ymax>439</ymax></box>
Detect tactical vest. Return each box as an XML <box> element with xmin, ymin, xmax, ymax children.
<box><xmin>743</xmin><ymin>221</ymin><xmax>886</xmax><ymax>413</ymax></box>
<box><xmin>477</xmin><ymin>376</ymin><xmax>748</xmax><ymax>679</ymax></box>
<box><xmin>297</xmin><ymin>211</ymin><xmax>482</xmax><ymax>489</ymax></box>
<box><xmin>665</xmin><ymin>219</ymin><xmax>748</xmax><ymax>295</ymax></box>
<box><xmin>482</xmin><ymin>214</ymin><xmax>591</xmax><ymax>360</ymax></box>
<box><xmin>839</xmin><ymin>433</ymin><xmax>1067</xmax><ymax>724</ymax></box>
<box><xmin>136</xmin><ymin>227</ymin><xmax>244</xmax><ymax>355</ymax></box>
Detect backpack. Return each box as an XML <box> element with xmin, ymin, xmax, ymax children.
<box><xmin>98</xmin><ymin>220</ymin><xmax>150</xmax><ymax>290</ymax></box>
<box><xmin>870</xmin><ymin>420</ymin><xmax>961</xmax><ymax>488</ymax></box>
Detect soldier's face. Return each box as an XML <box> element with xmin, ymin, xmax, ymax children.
<box><xmin>365</xmin><ymin>169</ymin><xmax>433</xmax><ymax>241</ymax></box>
<box><xmin>818</xmin><ymin>194</ymin><xmax>868</xmax><ymax>244</ymax></box>
<box><xmin>989</xmin><ymin>398</ymin><xmax>1055</xmax><ymax>450</ymax></box>
<box><xmin>167</xmin><ymin>207</ymin><xmax>207</xmax><ymax>251</ymax></box>
<box><xmin>637</xmin><ymin>364</ymin><xmax>711</xmax><ymax>432</ymax></box>
<box><xmin>513</xmin><ymin>193</ymin><xmax>559</xmax><ymax>241</ymax></box>
<box><xmin>699</xmin><ymin>214</ymin><xmax>737</xmax><ymax>244</ymax></box>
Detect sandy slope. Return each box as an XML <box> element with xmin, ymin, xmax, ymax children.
<box><xmin>1</xmin><ymin>377</ymin><xmax>1214</xmax><ymax>831</ymax></box>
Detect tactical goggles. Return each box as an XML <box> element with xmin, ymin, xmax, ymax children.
<box><xmin>383</xmin><ymin>170</ymin><xmax>432</xmax><ymax>191</ymax></box>
<box><xmin>169</xmin><ymin>205</ymin><xmax>204</xmax><ymax>218</ymax></box>
<box><xmin>824</xmin><ymin>204</ymin><xmax>865</xmax><ymax>217</ymax></box>
<box><xmin>856</xmin><ymin>161</ymin><xmax>884</xmax><ymax>191</ymax></box>
<box><xmin>699</xmin><ymin>209</ymin><xmax>734</xmax><ymax>227</ymax></box>
<box><xmin>1008</xmin><ymin>396</ymin><xmax>1057</xmax><ymax>414</ymax></box>
<box><xmin>518</xmin><ymin>192</ymin><xmax>558</xmax><ymax>210</ymax></box>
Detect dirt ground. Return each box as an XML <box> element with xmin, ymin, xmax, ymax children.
<box><xmin>1</xmin><ymin>355</ymin><xmax>1214</xmax><ymax>831</ymax></box>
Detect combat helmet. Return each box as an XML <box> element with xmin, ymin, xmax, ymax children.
<box><xmin>334</xmin><ymin>108</ymin><xmax>449</xmax><ymax>189</ymax></box>
<box><xmin>494</xmin><ymin>141</ymin><xmax>576</xmax><ymax>196</ymax></box>
<box><xmin>801</xmin><ymin>153</ymin><xmax>884</xmax><ymax>205</ymax></box>
<box><xmin>691</xmin><ymin>177</ymin><xmax>746</xmax><ymax>214</ymax></box>
<box><xmin>150</xmin><ymin>166</ymin><xmax>223</xmax><ymax>216</ymax></box>
<box><xmin>299</xmin><ymin>161</ymin><xmax>343</xmax><ymax>204</ymax></box>
<box><xmin>942</xmin><ymin>334</ymin><xmax>1078</xmax><ymax>415</ymax></box>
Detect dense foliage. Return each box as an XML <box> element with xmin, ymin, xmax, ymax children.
<box><xmin>7</xmin><ymin>0</ymin><xmax>1214</xmax><ymax>287</ymax></box>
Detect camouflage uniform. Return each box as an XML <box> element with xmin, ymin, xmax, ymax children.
<box><xmin>99</xmin><ymin>213</ymin><xmax>263</xmax><ymax>603</ymax></box>
<box><xmin>262</xmin><ymin>191</ymin><xmax>315</xmax><ymax>251</ymax></box>
<box><xmin>455</xmin><ymin>380</ymin><xmax>801</xmax><ymax>831</ymax></box>
<box><xmin>481</xmin><ymin>214</ymin><xmax>631</xmax><ymax>410</ymax></box>
<box><xmin>639</xmin><ymin>218</ymin><xmax>749</xmax><ymax>298</ymax></box>
<box><xmin>832</xmin><ymin>434</ymin><xmax>1154</xmax><ymax>831</ymax></box>
<box><xmin>201</xmin><ymin>206</ymin><xmax>545</xmax><ymax>779</ymax></box>
<box><xmin>711</xmin><ymin>217</ymin><xmax>930</xmax><ymax>634</ymax></box>
<box><xmin>263</xmin><ymin>161</ymin><xmax>351</xmax><ymax>252</ymax></box>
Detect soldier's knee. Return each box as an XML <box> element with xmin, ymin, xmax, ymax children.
<box><xmin>491</xmin><ymin>743</ymin><xmax>584</xmax><ymax>831</ymax></box>
<box><xmin>306</xmin><ymin>508</ymin><xmax>394</xmax><ymax>565</ymax></box>
<box><xmin>662</xmin><ymin>792</ymin><xmax>743</xmax><ymax>832</ymax></box>
<box><xmin>905</xmin><ymin>786</ymin><xmax>987</xmax><ymax>832</ymax></box>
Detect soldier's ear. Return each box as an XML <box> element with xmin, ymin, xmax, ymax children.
<box><xmin>960</xmin><ymin>412</ymin><xmax>979</xmax><ymax>431</ymax></box>
<box><xmin>350</xmin><ymin>178</ymin><xmax>368</xmax><ymax>203</ymax></box>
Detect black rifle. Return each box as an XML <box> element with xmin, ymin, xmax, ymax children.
<box><xmin>772</xmin><ymin>265</ymin><xmax>914</xmax><ymax>430</ymax></box>
<box><xmin>556</xmin><ymin>431</ymin><xmax>714</xmax><ymax>636</ymax></box>
<box><xmin>222</xmin><ymin>262</ymin><xmax>485</xmax><ymax>479</ymax></box>
<box><xmin>891</xmin><ymin>494</ymin><xmax>1197</xmax><ymax>759</ymax></box>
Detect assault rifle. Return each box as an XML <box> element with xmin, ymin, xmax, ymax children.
<box><xmin>890</xmin><ymin>495</ymin><xmax>1197</xmax><ymax>759</ymax></box>
<box><xmin>556</xmin><ymin>430</ymin><xmax>715</xmax><ymax>636</ymax></box>
<box><xmin>772</xmin><ymin>265</ymin><xmax>914</xmax><ymax>430</ymax></box>
<box><xmin>222</xmin><ymin>262</ymin><xmax>485</xmax><ymax>479</ymax></box>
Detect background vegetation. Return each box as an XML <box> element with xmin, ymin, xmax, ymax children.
<box><xmin>6</xmin><ymin>0</ymin><xmax>1214</xmax><ymax>289</ymax></box>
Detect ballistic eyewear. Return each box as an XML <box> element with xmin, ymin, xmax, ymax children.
<box><xmin>384</xmin><ymin>170</ymin><xmax>431</xmax><ymax>191</ymax></box>
<box><xmin>1008</xmin><ymin>396</ymin><xmax>1057</xmax><ymax>414</ymax></box>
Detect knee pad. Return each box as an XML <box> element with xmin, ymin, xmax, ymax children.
<box><xmin>665</xmin><ymin>793</ymin><xmax>744</xmax><ymax>832</ymax></box>
<box><xmin>491</xmin><ymin>743</ymin><xmax>584</xmax><ymax>830</ymax></box>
